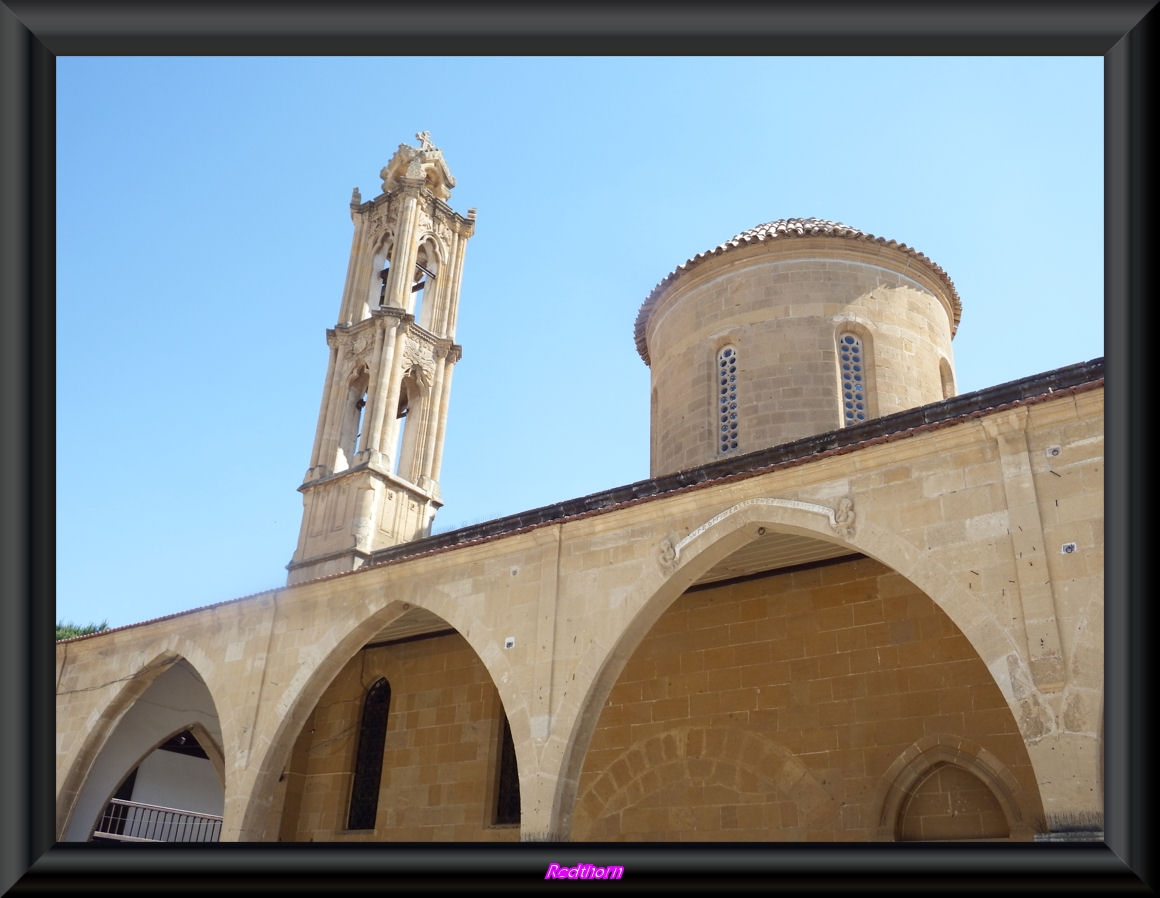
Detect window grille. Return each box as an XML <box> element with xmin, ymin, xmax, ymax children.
<box><xmin>347</xmin><ymin>678</ymin><xmax>391</xmax><ymax>831</ymax></box>
<box><xmin>838</xmin><ymin>334</ymin><xmax>866</xmax><ymax>425</ymax></box>
<box><xmin>717</xmin><ymin>346</ymin><xmax>739</xmax><ymax>453</ymax></box>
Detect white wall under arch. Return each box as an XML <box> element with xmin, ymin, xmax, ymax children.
<box><xmin>62</xmin><ymin>659</ymin><xmax>223</xmax><ymax>841</ymax></box>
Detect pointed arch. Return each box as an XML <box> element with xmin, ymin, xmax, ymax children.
<box><xmin>58</xmin><ymin>655</ymin><xmax>225</xmax><ymax>841</ymax></box>
<box><xmin>236</xmin><ymin>590</ymin><xmax>531</xmax><ymax>841</ymax></box>
<box><xmin>875</xmin><ymin>734</ymin><xmax>1034</xmax><ymax>840</ymax></box>
<box><xmin>410</xmin><ymin>235</ymin><xmax>443</xmax><ymax>330</ymax></box>
<box><xmin>550</xmin><ymin>496</ymin><xmax>1033</xmax><ymax>838</ymax></box>
<box><xmin>337</xmin><ymin>362</ymin><xmax>371</xmax><ymax>469</ymax></box>
<box><xmin>367</xmin><ymin>233</ymin><xmax>397</xmax><ymax>313</ymax></box>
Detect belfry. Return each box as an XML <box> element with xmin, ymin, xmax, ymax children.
<box><xmin>287</xmin><ymin>133</ymin><xmax>476</xmax><ymax>584</ymax></box>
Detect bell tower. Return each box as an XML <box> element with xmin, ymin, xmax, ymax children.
<box><xmin>287</xmin><ymin>132</ymin><xmax>475</xmax><ymax>585</ymax></box>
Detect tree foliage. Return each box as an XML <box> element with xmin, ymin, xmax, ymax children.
<box><xmin>56</xmin><ymin>620</ymin><xmax>109</xmax><ymax>641</ymax></box>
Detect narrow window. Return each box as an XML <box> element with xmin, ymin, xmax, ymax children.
<box><xmin>838</xmin><ymin>333</ymin><xmax>866</xmax><ymax>425</ymax></box>
<box><xmin>369</xmin><ymin>240</ymin><xmax>395</xmax><ymax>312</ymax></box>
<box><xmin>493</xmin><ymin>715</ymin><xmax>521</xmax><ymax>825</ymax></box>
<box><xmin>411</xmin><ymin>242</ymin><xmax>437</xmax><ymax>327</ymax></box>
<box><xmin>717</xmin><ymin>345</ymin><xmax>739</xmax><ymax>454</ymax></box>
<box><xmin>347</xmin><ymin>678</ymin><xmax>391</xmax><ymax>831</ymax></box>
<box><xmin>337</xmin><ymin>369</ymin><xmax>370</xmax><ymax>469</ymax></box>
<box><xmin>353</xmin><ymin>394</ymin><xmax>367</xmax><ymax>454</ymax></box>
<box><xmin>393</xmin><ymin>368</ymin><xmax>422</xmax><ymax>477</ymax></box>
<box><xmin>939</xmin><ymin>358</ymin><xmax>956</xmax><ymax>399</ymax></box>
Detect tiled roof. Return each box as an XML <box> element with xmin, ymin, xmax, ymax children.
<box><xmin>634</xmin><ymin>218</ymin><xmax>963</xmax><ymax>365</ymax></box>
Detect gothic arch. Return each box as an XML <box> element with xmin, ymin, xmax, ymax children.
<box><xmin>410</xmin><ymin>234</ymin><xmax>444</xmax><ymax>330</ymax></box>
<box><xmin>337</xmin><ymin>362</ymin><xmax>371</xmax><ymax>469</ymax></box>
<box><xmin>56</xmin><ymin>650</ymin><xmax>180</xmax><ymax>836</ymax></box>
<box><xmin>235</xmin><ymin>597</ymin><xmax>418</xmax><ymax>838</ymax></box>
<box><xmin>366</xmin><ymin>233</ymin><xmax>397</xmax><ymax>313</ymax></box>
<box><xmin>874</xmin><ymin>733</ymin><xmax>1034</xmax><ymax>840</ymax></box>
<box><xmin>236</xmin><ymin>587</ymin><xmax>530</xmax><ymax>840</ymax></box>
<box><xmin>551</xmin><ymin>496</ymin><xmax>1031</xmax><ymax>838</ymax></box>
<box><xmin>58</xmin><ymin>654</ymin><xmax>224</xmax><ymax>841</ymax></box>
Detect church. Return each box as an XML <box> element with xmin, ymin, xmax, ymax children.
<box><xmin>55</xmin><ymin>133</ymin><xmax>1104</xmax><ymax>844</ymax></box>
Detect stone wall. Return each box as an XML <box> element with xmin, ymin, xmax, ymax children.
<box><xmin>572</xmin><ymin>557</ymin><xmax>1042</xmax><ymax>840</ymax></box>
<box><xmin>279</xmin><ymin>632</ymin><xmax>519</xmax><ymax>841</ymax></box>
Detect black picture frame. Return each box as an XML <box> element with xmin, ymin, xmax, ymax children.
<box><xmin>3</xmin><ymin>2</ymin><xmax>1152</xmax><ymax>893</ymax></box>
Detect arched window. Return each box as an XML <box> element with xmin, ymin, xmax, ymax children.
<box><xmin>939</xmin><ymin>357</ymin><xmax>956</xmax><ymax>399</ymax></box>
<box><xmin>393</xmin><ymin>366</ymin><xmax>425</xmax><ymax>478</ymax></box>
<box><xmin>347</xmin><ymin>678</ymin><xmax>391</xmax><ymax>831</ymax></box>
<box><xmin>716</xmin><ymin>345</ymin><xmax>739</xmax><ymax>454</ymax></box>
<box><xmin>336</xmin><ymin>367</ymin><xmax>370</xmax><ymax>470</ymax></box>
<box><xmin>838</xmin><ymin>333</ymin><xmax>866</xmax><ymax>425</ymax></box>
<box><xmin>368</xmin><ymin>238</ymin><xmax>395</xmax><ymax>313</ymax></box>
<box><xmin>411</xmin><ymin>240</ymin><xmax>439</xmax><ymax>329</ymax></box>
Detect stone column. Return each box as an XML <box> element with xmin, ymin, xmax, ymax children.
<box><xmin>428</xmin><ymin>345</ymin><xmax>461</xmax><ymax>486</ymax></box>
<box><xmin>316</xmin><ymin>338</ymin><xmax>350</xmax><ymax>474</ymax></box>
<box><xmin>337</xmin><ymin>207</ymin><xmax>370</xmax><ymax>325</ymax></box>
<box><xmin>306</xmin><ymin>340</ymin><xmax>339</xmax><ymax>476</ymax></box>
<box><xmin>418</xmin><ymin>343</ymin><xmax>449</xmax><ymax>487</ymax></box>
<box><xmin>377</xmin><ymin>327</ymin><xmax>410</xmax><ymax>467</ymax></box>
<box><xmin>443</xmin><ymin>215</ymin><xmax>474</xmax><ymax>339</ymax></box>
<box><xmin>384</xmin><ymin>182</ymin><xmax>422</xmax><ymax>311</ymax></box>
<box><xmin>362</xmin><ymin>313</ymin><xmax>401</xmax><ymax>460</ymax></box>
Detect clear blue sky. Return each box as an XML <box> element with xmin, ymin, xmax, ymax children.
<box><xmin>55</xmin><ymin>56</ymin><xmax>1103</xmax><ymax>630</ymax></box>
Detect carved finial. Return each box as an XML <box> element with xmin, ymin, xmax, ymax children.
<box><xmin>350</xmin><ymin>186</ymin><xmax>361</xmax><ymax>206</ymax></box>
<box><xmin>416</xmin><ymin>130</ymin><xmax>434</xmax><ymax>151</ymax></box>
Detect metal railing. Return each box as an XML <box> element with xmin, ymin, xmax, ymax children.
<box><xmin>91</xmin><ymin>798</ymin><xmax>222</xmax><ymax>842</ymax></box>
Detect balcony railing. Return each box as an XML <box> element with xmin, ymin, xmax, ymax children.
<box><xmin>91</xmin><ymin>798</ymin><xmax>222</xmax><ymax>842</ymax></box>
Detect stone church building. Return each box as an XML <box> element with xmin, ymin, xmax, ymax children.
<box><xmin>55</xmin><ymin>134</ymin><xmax>1104</xmax><ymax>844</ymax></box>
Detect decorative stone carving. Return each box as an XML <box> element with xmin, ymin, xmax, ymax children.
<box><xmin>367</xmin><ymin>210</ymin><xmax>396</xmax><ymax>249</ymax></box>
<box><xmin>657</xmin><ymin>537</ymin><xmax>678</xmax><ymax>574</ymax></box>
<box><xmin>410</xmin><ymin>362</ymin><xmax>434</xmax><ymax>389</ymax></box>
<box><xmin>832</xmin><ymin>496</ymin><xmax>856</xmax><ymax>537</ymax></box>
<box><xmin>403</xmin><ymin>332</ymin><xmax>437</xmax><ymax>367</ymax></box>
<box><xmin>379</xmin><ymin>133</ymin><xmax>456</xmax><ymax>200</ymax></box>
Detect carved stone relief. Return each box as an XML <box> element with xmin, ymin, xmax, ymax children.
<box><xmin>401</xmin><ymin>337</ymin><xmax>435</xmax><ymax>386</ymax></box>
<box><xmin>367</xmin><ymin>213</ymin><xmax>396</xmax><ymax>251</ymax></box>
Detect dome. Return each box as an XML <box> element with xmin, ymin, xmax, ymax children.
<box><xmin>634</xmin><ymin>218</ymin><xmax>962</xmax><ymax>366</ymax></box>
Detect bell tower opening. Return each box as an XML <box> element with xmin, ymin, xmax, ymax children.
<box><xmin>411</xmin><ymin>241</ymin><xmax>439</xmax><ymax>330</ymax></box>
<box><xmin>287</xmin><ymin>133</ymin><xmax>476</xmax><ymax>585</ymax></box>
